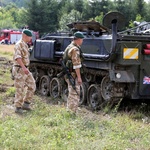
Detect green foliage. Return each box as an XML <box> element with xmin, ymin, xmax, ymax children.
<box><xmin>26</xmin><ymin>0</ymin><xmax>59</xmax><ymax>36</ymax></box>
<box><xmin>0</xmin><ymin>0</ymin><xmax>150</xmax><ymax>36</ymax></box>
<box><xmin>135</xmin><ymin>0</ymin><xmax>146</xmax><ymax>18</ymax></box>
<box><xmin>0</xmin><ymin>0</ymin><xmax>30</xmax><ymax>7</ymax></box>
<box><xmin>94</xmin><ymin>12</ymin><xmax>104</xmax><ymax>24</ymax></box>
<box><xmin>6</xmin><ymin>87</ymin><xmax>16</xmax><ymax>97</ymax></box>
<box><xmin>136</xmin><ymin>14</ymin><xmax>144</xmax><ymax>22</ymax></box>
<box><xmin>0</xmin><ymin>97</ymin><xmax>150</xmax><ymax>149</ymax></box>
<box><xmin>0</xmin><ymin>8</ymin><xmax>16</xmax><ymax>29</ymax></box>
<box><xmin>59</xmin><ymin>10</ymin><xmax>82</xmax><ymax>31</ymax></box>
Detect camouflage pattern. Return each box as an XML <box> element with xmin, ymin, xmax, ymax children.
<box><xmin>64</xmin><ymin>41</ymin><xmax>82</xmax><ymax>113</ymax></box>
<box><xmin>65</xmin><ymin>78</ymin><xmax>80</xmax><ymax>113</ymax></box>
<box><xmin>63</xmin><ymin>41</ymin><xmax>82</xmax><ymax>71</ymax></box>
<box><xmin>13</xmin><ymin>40</ymin><xmax>30</xmax><ymax>66</ymax></box>
<box><xmin>13</xmin><ymin>40</ymin><xmax>36</xmax><ymax>108</ymax></box>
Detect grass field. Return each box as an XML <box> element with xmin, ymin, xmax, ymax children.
<box><xmin>0</xmin><ymin>44</ymin><xmax>14</xmax><ymax>60</ymax></box>
<box><xmin>0</xmin><ymin>45</ymin><xmax>150</xmax><ymax>150</ymax></box>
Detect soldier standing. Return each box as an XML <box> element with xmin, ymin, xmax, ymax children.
<box><xmin>12</xmin><ymin>29</ymin><xmax>36</xmax><ymax>114</ymax></box>
<box><xmin>63</xmin><ymin>31</ymin><xmax>84</xmax><ymax>113</ymax></box>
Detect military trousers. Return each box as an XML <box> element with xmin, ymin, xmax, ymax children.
<box><xmin>12</xmin><ymin>67</ymin><xmax>36</xmax><ymax>108</ymax></box>
<box><xmin>65</xmin><ymin>78</ymin><xmax>80</xmax><ymax>113</ymax></box>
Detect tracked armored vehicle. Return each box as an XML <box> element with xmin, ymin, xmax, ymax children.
<box><xmin>29</xmin><ymin>12</ymin><xmax>150</xmax><ymax>109</ymax></box>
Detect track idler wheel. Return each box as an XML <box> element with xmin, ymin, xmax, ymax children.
<box><xmin>87</xmin><ymin>84</ymin><xmax>103</xmax><ymax>110</ymax></box>
<box><xmin>39</xmin><ymin>75</ymin><xmax>50</xmax><ymax>96</ymax></box>
<box><xmin>49</xmin><ymin>77</ymin><xmax>61</xmax><ymax>98</ymax></box>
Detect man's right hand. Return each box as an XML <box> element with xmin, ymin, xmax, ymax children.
<box><xmin>77</xmin><ymin>77</ymin><xmax>82</xmax><ymax>85</ymax></box>
<box><xmin>16</xmin><ymin>58</ymin><xmax>29</xmax><ymax>75</ymax></box>
<box><xmin>22</xmin><ymin>67</ymin><xmax>29</xmax><ymax>75</ymax></box>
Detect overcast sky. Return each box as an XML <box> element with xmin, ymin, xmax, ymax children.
<box><xmin>144</xmin><ymin>0</ymin><xmax>150</xmax><ymax>3</ymax></box>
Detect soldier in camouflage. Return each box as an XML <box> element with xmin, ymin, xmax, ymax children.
<box><xmin>12</xmin><ymin>29</ymin><xmax>36</xmax><ymax>114</ymax></box>
<box><xmin>63</xmin><ymin>31</ymin><xmax>84</xmax><ymax>113</ymax></box>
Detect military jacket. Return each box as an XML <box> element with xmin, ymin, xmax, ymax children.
<box><xmin>13</xmin><ymin>39</ymin><xmax>30</xmax><ymax>66</ymax></box>
<box><xmin>63</xmin><ymin>41</ymin><xmax>82</xmax><ymax>70</ymax></box>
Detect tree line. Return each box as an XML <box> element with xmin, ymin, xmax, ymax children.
<box><xmin>0</xmin><ymin>0</ymin><xmax>150</xmax><ymax>37</ymax></box>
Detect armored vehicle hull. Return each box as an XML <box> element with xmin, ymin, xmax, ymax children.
<box><xmin>29</xmin><ymin>12</ymin><xmax>150</xmax><ymax>109</ymax></box>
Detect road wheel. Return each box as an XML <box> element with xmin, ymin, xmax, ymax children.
<box><xmin>87</xmin><ymin>84</ymin><xmax>103</xmax><ymax>110</ymax></box>
<box><xmin>79</xmin><ymin>82</ymin><xmax>88</xmax><ymax>106</ymax></box>
<box><xmin>39</xmin><ymin>75</ymin><xmax>50</xmax><ymax>96</ymax></box>
<box><xmin>49</xmin><ymin>77</ymin><xmax>61</xmax><ymax>98</ymax></box>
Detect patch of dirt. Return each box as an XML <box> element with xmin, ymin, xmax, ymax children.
<box><xmin>0</xmin><ymin>83</ymin><xmax>13</xmax><ymax>92</ymax></box>
<box><xmin>0</xmin><ymin>85</ymin><xmax>7</xmax><ymax>92</ymax></box>
<box><xmin>0</xmin><ymin>57</ymin><xmax>7</xmax><ymax>61</ymax></box>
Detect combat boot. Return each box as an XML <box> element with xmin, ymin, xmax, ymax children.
<box><xmin>22</xmin><ymin>101</ymin><xmax>32</xmax><ymax>111</ymax></box>
<box><xmin>15</xmin><ymin>107</ymin><xmax>23</xmax><ymax>114</ymax></box>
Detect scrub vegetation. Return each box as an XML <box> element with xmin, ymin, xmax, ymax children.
<box><xmin>1</xmin><ymin>0</ymin><xmax>150</xmax><ymax>37</ymax></box>
<box><xmin>0</xmin><ymin>45</ymin><xmax>150</xmax><ymax>150</ymax></box>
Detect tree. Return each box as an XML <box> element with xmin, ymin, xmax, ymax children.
<box><xmin>144</xmin><ymin>1</ymin><xmax>150</xmax><ymax>21</ymax></box>
<box><xmin>26</xmin><ymin>0</ymin><xmax>59</xmax><ymax>36</ymax></box>
<box><xmin>95</xmin><ymin>12</ymin><xmax>104</xmax><ymax>24</ymax></box>
<box><xmin>135</xmin><ymin>0</ymin><xmax>146</xmax><ymax>18</ymax></box>
<box><xmin>0</xmin><ymin>7</ymin><xmax>16</xmax><ymax>29</ymax></box>
<box><xmin>15</xmin><ymin>8</ymin><xmax>28</xmax><ymax>28</ymax></box>
<box><xmin>82</xmin><ymin>0</ymin><xmax>112</xmax><ymax>21</ymax></box>
<box><xmin>73</xmin><ymin>0</ymin><xmax>84</xmax><ymax>13</ymax></box>
<box><xmin>59</xmin><ymin>10</ymin><xmax>82</xmax><ymax>31</ymax></box>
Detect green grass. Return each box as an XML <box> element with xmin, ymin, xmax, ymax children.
<box><xmin>0</xmin><ymin>98</ymin><xmax>150</xmax><ymax>150</ymax></box>
<box><xmin>0</xmin><ymin>51</ymin><xmax>13</xmax><ymax>60</ymax></box>
<box><xmin>0</xmin><ymin>64</ymin><xmax>13</xmax><ymax>85</ymax></box>
<box><xmin>0</xmin><ymin>45</ymin><xmax>13</xmax><ymax>61</ymax></box>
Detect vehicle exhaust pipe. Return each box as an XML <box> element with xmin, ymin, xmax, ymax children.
<box><xmin>103</xmin><ymin>12</ymin><xmax>125</xmax><ymax>54</ymax></box>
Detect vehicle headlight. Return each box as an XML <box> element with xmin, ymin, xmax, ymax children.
<box><xmin>116</xmin><ymin>73</ymin><xmax>121</xmax><ymax>79</ymax></box>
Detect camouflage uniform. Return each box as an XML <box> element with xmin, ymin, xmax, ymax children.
<box><xmin>64</xmin><ymin>41</ymin><xmax>82</xmax><ymax>113</ymax></box>
<box><xmin>12</xmin><ymin>40</ymin><xmax>36</xmax><ymax>108</ymax></box>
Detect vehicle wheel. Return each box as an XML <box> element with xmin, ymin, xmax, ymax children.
<box><xmin>101</xmin><ymin>76</ymin><xmax>114</xmax><ymax>101</ymax></box>
<box><xmin>84</xmin><ymin>73</ymin><xmax>93</xmax><ymax>82</ymax></box>
<box><xmin>47</xmin><ymin>68</ymin><xmax>55</xmax><ymax>77</ymax></box>
<box><xmin>29</xmin><ymin>66</ymin><xmax>38</xmax><ymax>82</ymax></box>
<box><xmin>101</xmin><ymin>76</ymin><xmax>120</xmax><ymax>107</ymax></box>
<box><xmin>39</xmin><ymin>75</ymin><xmax>50</xmax><ymax>96</ymax></box>
<box><xmin>87</xmin><ymin>84</ymin><xmax>103</xmax><ymax>110</ymax></box>
<box><xmin>79</xmin><ymin>82</ymin><xmax>88</xmax><ymax>105</ymax></box>
<box><xmin>49</xmin><ymin>77</ymin><xmax>61</xmax><ymax>98</ymax></box>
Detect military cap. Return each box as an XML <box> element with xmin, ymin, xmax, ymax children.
<box><xmin>22</xmin><ymin>29</ymin><xmax>32</xmax><ymax>37</ymax></box>
<box><xmin>74</xmin><ymin>31</ymin><xmax>84</xmax><ymax>39</ymax></box>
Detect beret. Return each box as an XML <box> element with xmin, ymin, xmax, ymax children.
<box><xmin>22</xmin><ymin>29</ymin><xmax>32</xmax><ymax>37</ymax></box>
<box><xmin>74</xmin><ymin>31</ymin><xmax>84</xmax><ymax>39</ymax></box>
